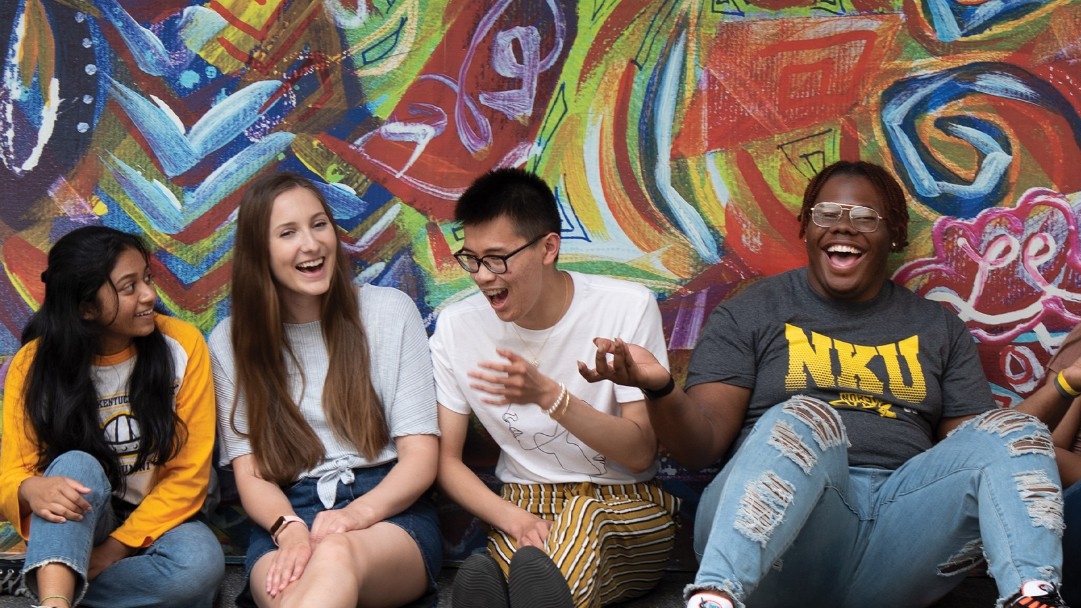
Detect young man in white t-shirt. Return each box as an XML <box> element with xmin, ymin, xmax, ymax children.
<box><xmin>430</xmin><ymin>168</ymin><xmax>680</xmax><ymax>608</ymax></box>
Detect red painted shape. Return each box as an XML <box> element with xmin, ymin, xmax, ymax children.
<box><xmin>674</xmin><ymin>17</ymin><xmax>898</xmax><ymax>157</ymax></box>
<box><xmin>328</xmin><ymin>0</ymin><xmax>574</xmax><ymax>219</ymax></box>
<box><xmin>723</xmin><ymin>149</ymin><xmax>807</xmax><ymax>277</ymax></box>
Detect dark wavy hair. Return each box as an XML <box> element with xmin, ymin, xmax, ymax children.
<box><xmin>22</xmin><ymin>226</ymin><xmax>184</xmax><ymax>488</ymax></box>
<box><xmin>796</xmin><ymin>160</ymin><xmax>910</xmax><ymax>252</ymax></box>
<box><xmin>229</xmin><ymin>171</ymin><xmax>387</xmax><ymax>484</ymax></box>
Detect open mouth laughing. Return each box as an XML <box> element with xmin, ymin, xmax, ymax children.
<box><xmin>484</xmin><ymin>288</ymin><xmax>508</xmax><ymax>307</ymax></box>
<box><xmin>825</xmin><ymin>243</ymin><xmax>864</xmax><ymax>269</ymax></box>
<box><xmin>297</xmin><ymin>257</ymin><xmax>325</xmax><ymax>274</ymax></box>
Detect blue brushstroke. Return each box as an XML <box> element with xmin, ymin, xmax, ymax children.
<box><xmin>881</xmin><ymin>62</ymin><xmax>1081</xmax><ymax>218</ymax></box>
<box><xmin>101</xmin><ymin>131</ymin><xmax>294</xmax><ymax>234</ymax></box>
<box><xmin>108</xmin><ymin>77</ymin><xmax>284</xmax><ymax>177</ymax></box>
<box><xmin>923</xmin><ymin>0</ymin><xmax>1048</xmax><ymax>42</ymax></box>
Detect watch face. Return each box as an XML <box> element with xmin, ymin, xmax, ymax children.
<box><xmin>271</xmin><ymin>516</ymin><xmax>286</xmax><ymax>535</ymax></box>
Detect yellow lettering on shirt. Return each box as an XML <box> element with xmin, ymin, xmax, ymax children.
<box><xmin>878</xmin><ymin>336</ymin><xmax>926</xmax><ymax>401</ymax></box>
<box><xmin>785</xmin><ymin>324</ymin><xmax>835</xmax><ymax>391</ymax></box>
<box><xmin>784</xmin><ymin>324</ymin><xmax>926</xmax><ymax>410</ymax></box>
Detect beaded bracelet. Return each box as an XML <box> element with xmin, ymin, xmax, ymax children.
<box><xmin>548</xmin><ymin>387</ymin><xmax>572</xmax><ymax>421</ymax></box>
<box><xmin>1054</xmin><ymin>371</ymin><xmax>1081</xmax><ymax>400</ymax></box>
<box><xmin>544</xmin><ymin>383</ymin><xmax>567</xmax><ymax>414</ymax></box>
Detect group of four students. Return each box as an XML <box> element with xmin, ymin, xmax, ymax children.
<box><xmin>0</xmin><ymin>162</ymin><xmax>1076</xmax><ymax>608</ymax></box>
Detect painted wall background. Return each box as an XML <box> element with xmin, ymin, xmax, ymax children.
<box><xmin>2</xmin><ymin>0</ymin><xmax>1081</xmax><ymax>556</ymax></box>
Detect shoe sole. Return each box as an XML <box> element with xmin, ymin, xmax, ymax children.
<box><xmin>507</xmin><ymin>546</ymin><xmax>573</xmax><ymax>608</ymax></box>
<box><xmin>453</xmin><ymin>553</ymin><xmax>509</xmax><ymax>608</ymax></box>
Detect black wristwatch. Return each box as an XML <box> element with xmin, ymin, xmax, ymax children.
<box><xmin>642</xmin><ymin>375</ymin><xmax>676</xmax><ymax>400</ymax></box>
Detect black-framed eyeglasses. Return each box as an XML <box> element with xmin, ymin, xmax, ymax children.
<box><xmin>811</xmin><ymin>202</ymin><xmax>884</xmax><ymax>233</ymax></box>
<box><xmin>453</xmin><ymin>234</ymin><xmax>545</xmax><ymax>274</ymax></box>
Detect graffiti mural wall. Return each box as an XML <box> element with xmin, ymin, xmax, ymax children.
<box><xmin>2</xmin><ymin>0</ymin><xmax>1081</xmax><ymax>481</ymax></box>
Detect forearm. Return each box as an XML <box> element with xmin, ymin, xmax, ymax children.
<box><xmin>1014</xmin><ymin>372</ymin><xmax>1079</xmax><ymax>429</ymax></box>
<box><xmin>438</xmin><ymin>455</ymin><xmax>527</xmax><ymax>534</ymax></box>
<box><xmin>115</xmin><ymin>388</ymin><xmax>216</xmax><ymax>547</ymax></box>
<box><xmin>1052</xmin><ymin>398</ymin><xmax>1081</xmax><ymax>448</ymax></box>
<box><xmin>234</xmin><ymin>458</ymin><xmax>298</xmax><ymax>531</ymax></box>
<box><xmin>343</xmin><ymin>435</ymin><xmax>438</xmax><ymax>526</ymax></box>
<box><xmin>645</xmin><ymin>388</ymin><xmax>721</xmax><ymax>470</ymax></box>
<box><xmin>556</xmin><ymin>397</ymin><xmax>656</xmax><ymax>472</ymax></box>
<box><xmin>2</xmin><ymin>356</ymin><xmax>40</xmax><ymax>531</ymax></box>
<box><xmin>1057</xmin><ymin>447</ymin><xmax>1081</xmax><ymax>487</ymax></box>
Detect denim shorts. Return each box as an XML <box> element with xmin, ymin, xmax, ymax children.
<box><xmin>244</xmin><ymin>462</ymin><xmax>441</xmax><ymax>605</ymax></box>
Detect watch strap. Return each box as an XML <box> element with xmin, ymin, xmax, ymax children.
<box><xmin>270</xmin><ymin>515</ymin><xmax>305</xmax><ymax>545</ymax></box>
<box><xmin>642</xmin><ymin>375</ymin><xmax>676</xmax><ymax>400</ymax></box>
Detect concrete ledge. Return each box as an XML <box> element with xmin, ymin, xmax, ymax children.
<box><xmin>0</xmin><ymin>563</ymin><xmax>1000</xmax><ymax>607</ymax></box>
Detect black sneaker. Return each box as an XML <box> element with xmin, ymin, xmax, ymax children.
<box><xmin>453</xmin><ymin>552</ymin><xmax>509</xmax><ymax>608</ymax></box>
<box><xmin>0</xmin><ymin>557</ymin><xmax>25</xmax><ymax>596</ymax></box>
<box><xmin>507</xmin><ymin>546</ymin><xmax>572</xmax><ymax>608</ymax></box>
<box><xmin>1008</xmin><ymin>581</ymin><xmax>1070</xmax><ymax>608</ymax></box>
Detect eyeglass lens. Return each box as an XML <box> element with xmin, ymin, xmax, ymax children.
<box><xmin>811</xmin><ymin>202</ymin><xmax>881</xmax><ymax>232</ymax></box>
<box><xmin>455</xmin><ymin>254</ymin><xmax>509</xmax><ymax>274</ymax></box>
<box><xmin>453</xmin><ymin>234</ymin><xmax>543</xmax><ymax>274</ymax></box>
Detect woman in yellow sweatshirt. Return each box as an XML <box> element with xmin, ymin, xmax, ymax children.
<box><xmin>0</xmin><ymin>226</ymin><xmax>224</xmax><ymax>608</ymax></box>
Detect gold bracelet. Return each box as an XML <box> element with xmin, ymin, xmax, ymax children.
<box><xmin>549</xmin><ymin>388</ymin><xmax>572</xmax><ymax>421</ymax></box>
<box><xmin>544</xmin><ymin>383</ymin><xmax>567</xmax><ymax>414</ymax></box>
<box><xmin>38</xmin><ymin>596</ymin><xmax>71</xmax><ymax>607</ymax></box>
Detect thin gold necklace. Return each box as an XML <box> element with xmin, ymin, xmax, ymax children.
<box><xmin>511</xmin><ymin>271</ymin><xmax>571</xmax><ymax>367</ymax></box>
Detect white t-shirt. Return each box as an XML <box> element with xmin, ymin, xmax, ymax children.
<box><xmin>430</xmin><ymin>271</ymin><xmax>668</xmax><ymax>485</ymax></box>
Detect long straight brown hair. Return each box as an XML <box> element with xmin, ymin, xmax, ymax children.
<box><xmin>229</xmin><ymin>172</ymin><xmax>388</xmax><ymax>484</ymax></box>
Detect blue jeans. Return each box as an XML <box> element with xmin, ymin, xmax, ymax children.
<box><xmin>1063</xmin><ymin>480</ymin><xmax>1080</xmax><ymax>606</ymax></box>
<box><xmin>22</xmin><ymin>451</ymin><xmax>225</xmax><ymax>608</ymax></box>
<box><xmin>692</xmin><ymin>397</ymin><xmax>1065</xmax><ymax>608</ymax></box>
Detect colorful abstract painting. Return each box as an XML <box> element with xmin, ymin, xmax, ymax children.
<box><xmin>2</xmin><ymin>0</ymin><xmax>1081</xmax><ymax>556</ymax></box>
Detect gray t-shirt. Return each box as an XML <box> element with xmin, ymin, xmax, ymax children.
<box><xmin>210</xmin><ymin>285</ymin><xmax>439</xmax><ymax>506</ymax></box>
<box><xmin>686</xmin><ymin>269</ymin><xmax>993</xmax><ymax>469</ymax></box>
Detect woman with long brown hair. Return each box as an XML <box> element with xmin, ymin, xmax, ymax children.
<box><xmin>209</xmin><ymin>171</ymin><xmax>441</xmax><ymax>607</ymax></box>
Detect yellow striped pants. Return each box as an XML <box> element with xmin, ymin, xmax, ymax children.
<box><xmin>487</xmin><ymin>481</ymin><xmax>681</xmax><ymax>608</ymax></box>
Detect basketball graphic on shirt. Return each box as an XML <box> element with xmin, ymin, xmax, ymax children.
<box><xmin>103</xmin><ymin>412</ymin><xmax>142</xmax><ymax>455</ymax></box>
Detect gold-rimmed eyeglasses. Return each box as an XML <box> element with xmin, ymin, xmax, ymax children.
<box><xmin>810</xmin><ymin>202</ymin><xmax>884</xmax><ymax>233</ymax></box>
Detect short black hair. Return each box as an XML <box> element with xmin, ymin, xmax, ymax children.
<box><xmin>455</xmin><ymin>168</ymin><xmax>561</xmax><ymax>239</ymax></box>
<box><xmin>796</xmin><ymin>160</ymin><xmax>910</xmax><ymax>252</ymax></box>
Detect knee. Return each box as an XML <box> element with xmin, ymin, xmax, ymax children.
<box><xmin>42</xmin><ymin>451</ymin><xmax>111</xmax><ymax>505</ymax></box>
<box><xmin>308</xmin><ymin>533</ymin><xmax>356</xmax><ymax>567</ymax></box>
<box><xmin>151</xmin><ymin>524</ymin><xmax>225</xmax><ymax>604</ymax></box>
<box><xmin>155</xmin><ymin>554</ymin><xmax>225</xmax><ymax>608</ymax></box>
<box><xmin>761</xmin><ymin>396</ymin><xmax>849</xmax><ymax>473</ymax></box>
<box><xmin>968</xmin><ymin>409</ymin><xmax>1055</xmax><ymax>458</ymax></box>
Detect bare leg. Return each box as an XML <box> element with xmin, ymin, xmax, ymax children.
<box><xmin>34</xmin><ymin>563</ymin><xmax>77</xmax><ymax>607</ymax></box>
<box><xmin>251</xmin><ymin>522</ymin><xmax>428</xmax><ymax>608</ymax></box>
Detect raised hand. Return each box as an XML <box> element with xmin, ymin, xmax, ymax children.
<box><xmin>469</xmin><ymin>348</ymin><xmax>561</xmax><ymax>408</ymax></box>
<box><xmin>578</xmin><ymin>338</ymin><xmax>671</xmax><ymax>392</ymax></box>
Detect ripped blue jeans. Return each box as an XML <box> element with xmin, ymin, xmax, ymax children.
<box><xmin>22</xmin><ymin>451</ymin><xmax>224</xmax><ymax>608</ymax></box>
<box><xmin>692</xmin><ymin>396</ymin><xmax>1064</xmax><ymax>608</ymax></box>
